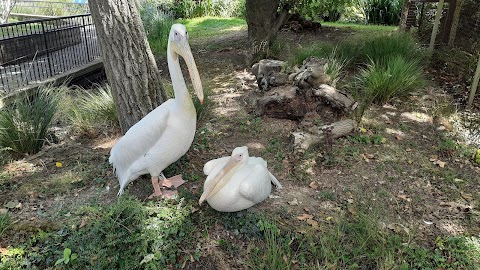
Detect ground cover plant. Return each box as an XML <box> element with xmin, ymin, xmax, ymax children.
<box><xmin>1</xmin><ymin>17</ymin><xmax>479</xmax><ymax>269</ymax></box>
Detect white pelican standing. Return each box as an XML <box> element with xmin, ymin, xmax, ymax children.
<box><xmin>109</xmin><ymin>24</ymin><xmax>203</xmax><ymax>199</ymax></box>
<box><xmin>199</xmin><ymin>146</ymin><xmax>282</xmax><ymax>212</ymax></box>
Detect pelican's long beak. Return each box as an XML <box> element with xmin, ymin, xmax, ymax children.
<box><xmin>199</xmin><ymin>154</ymin><xmax>242</xmax><ymax>205</ymax></box>
<box><xmin>180</xmin><ymin>41</ymin><xmax>204</xmax><ymax>104</ymax></box>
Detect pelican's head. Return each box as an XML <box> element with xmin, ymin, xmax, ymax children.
<box><xmin>168</xmin><ymin>24</ymin><xmax>204</xmax><ymax>104</ymax></box>
<box><xmin>199</xmin><ymin>146</ymin><xmax>249</xmax><ymax>205</ymax></box>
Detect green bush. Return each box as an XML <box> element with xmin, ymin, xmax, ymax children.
<box><xmin>364</xmin><ymin>0</ymin><xmax>403</xmax><ymax>25</ymax></box>
<box><xmin>298</xmin><ymin>0</ymin><xmax>355</xmax><ymax>22</ymax></box>
<box><xmin>0</xmin><ymin>87</ymin><xmax>58</xmax><ymax>157</ymax></box>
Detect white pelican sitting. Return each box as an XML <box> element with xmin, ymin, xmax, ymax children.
<box><xmin>109</xmin><ymin>24</ymin><xmax>203</xmax><ymax>199</ymax></box>
<box><xmin>199</xmin><ymin>146</ymin><xmax>282</xmax><ymax>212</ymax></box>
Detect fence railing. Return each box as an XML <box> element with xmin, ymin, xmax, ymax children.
<box><xmin>0</xmin><ymin>14</ymin><xmax>100</xmax><ymax>95</ymax></box>
<box><xmin>12</xmin><ymin>0</ymin><xmax>90</xmax><ymax>17</ymax></box>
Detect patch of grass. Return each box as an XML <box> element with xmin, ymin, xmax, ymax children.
<box><xmin>0</xmin><ymin>87</ymin><xmax>58</xmax><ymax>157</ymax></box>
<box><xmin>264</xmin><ymin>138</ymin><xmax>286</xmax><ymax>170</ymax></box>
<box><xmin>322</xmin><ymin>21</ymin><xmax>398</xmax><ymax>33</ymax></box>
<box><xmin>249</xmin><ymin>219</ymin><xmax>293</xmax><ymax>270</ymax></box>
<box><xmin>403</xmin><ymin>236</ymin><xmax>480</xmax><ymax>269</ymax></box>
<box><xmin>179</xmin><ymin>16</ymin><xmax>246</xmax><ymax>42</ymax></box>
<box><xmin>68</xmin><ymin>85</ymin><xmax>118</xmax><ymax>134</ymax></box>
<box><xmin>239</xmin><ymin>116</ymin><xmax>261</xmax><ymax>134</ymax></box>
<box><xmin>0</xmin><ymin>212</ymin><xmax>11</xmax><ymax>238</ymax></box>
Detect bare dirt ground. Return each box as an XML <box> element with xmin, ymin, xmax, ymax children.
<box><xmin>1</xmin><ymin>26</ymin><xmax>479</xmax><ymax>268</ymax></box>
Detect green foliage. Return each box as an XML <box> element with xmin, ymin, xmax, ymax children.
<box><xmin>68</xmin><ymin>85</ymin><xmax>118</xmax><ymax>133</ymax></box>
<box><xmin>403</xmin><ymin>236</ymin><xmax>480</xmax><ymax>269</ymax></box>
<box><xmin>55</xmin><ymin>248</ymin><xmax>78</xmax><ymax>266</ymax></box>
<box><xmin>0</xmin><ymin>212</ymin><xmax>11</xmax><ymax>238</ymax></box>
<box><xmin>250</xmin><ymin>219</ymin><xmax>293</xmax><ymax>269</ymax></box>
<box><xmin>143</xmin><ymin>0</ymin><xmax>245</xmax><ymax>19</ymax></box>
<box><xmin>364</xmin><ymin>0</ymin><xmax>403</xmax><ymax>25</ymax></box>
<box><xmin>179</xmin><ymin>17</ymin><xmax>246</xmax><ymax>42</ymax></box>
<box><xmin>0</xmin><ymin>87</ymin><xmax>58</xmax><ymax>157</ymax></box>
<box><xmin>298</xmin><ymin>0</ymin><xmax>355</xmax><ymax>22</ymax></box>
<box><xmin>140</xmin><ymin>2</ymin><xmax>176</xmax><ymax>54</ymax></box>
<box><xmin>64</xmin><ymin>196</ymin><xmax>195</xmax><ymax>269</ymax></box>
<box><xmin>356</xmin><ymin>32</ymin><xmax>424</xmax><ymax>66</ymax></box>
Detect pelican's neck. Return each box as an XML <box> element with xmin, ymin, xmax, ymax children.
<box><xmin>167</xmin><ymin>42</ymin><xmax>192</xmax><ymax>106</ymax></box>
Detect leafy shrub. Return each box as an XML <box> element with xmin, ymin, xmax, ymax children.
<box><xmin>364</xmin><ymin>0</ymin><xmax>403</xmax><ymax>25</ymax></box>
<box><xmin>68</xmin><ymin>85</ymin><xmax>118</xmax><ymax>133</ymax></box>
<box><xmin>0</xmin><ymin>87</ymin><xmax>58</xmax><ymax>157</ymax></box>
<box><xmin>298</xmin><ymin>0</ymin><xmax>355</xmax><ymax>22</ymax></box>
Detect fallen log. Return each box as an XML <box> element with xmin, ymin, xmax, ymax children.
<box><xmin>313</xmin><ymin>84</ymin><xmax>358</xmax><ymax>112</ymax></box>
<box><xmin>291</xmin><ymin>119</ymin><xmax>357</xmax><ymax>152</ymax></box>
<box><xmin>255</xmin><ymin>85</ymin><xmax>308</xmax><ymax>119</ymax></box>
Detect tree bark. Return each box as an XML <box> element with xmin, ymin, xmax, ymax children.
<box><xmin>1</xmin><ymin>0</ymin><xmax>16</xmax><ymax>24</ymax></box>
<box><xmin>246</xmin><ymin>0</ymin><xmax>289</xmax><ymax>63</ymax></box>
<box><xmin>399</xmin><ymin>0</ymin><xmax>410</xmax><ymax>32</ymax></box>
<box><xmin>89</xmin><ymin>0</ymin><xmax>167</xmax><ymax>134</ymax></box>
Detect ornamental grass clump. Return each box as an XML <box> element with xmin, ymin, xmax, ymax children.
<box><xmin>0</xmin><ymin>87</ymin><xmax>58</xmax><ymax>157</ymax></box>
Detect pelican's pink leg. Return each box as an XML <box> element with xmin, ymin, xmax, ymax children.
<box><xmin>148</xmin><ymin>176</ymin><xmax>163</xmax><ymax>199</ymax></box>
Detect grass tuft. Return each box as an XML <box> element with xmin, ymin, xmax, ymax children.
<box><xmin>353</xmin><ymin>55</ymin><xmax>426</xmax><ymax>121</ymax></box>
<box><xmin>140</xmin><ymin>2</ymin><xmax>176</xmax><ymax>55</ymax></box>
<box><xmin>0</xmin><ymin>87</ymin><xmax>58</xmax><ymax>157</ymax></box>
<box><xmin>0</xmin><ymin>212</ymin><xmax>11</xmax><ymax>238</ymax></box>
<box><xmin>68</xmin><ymin>85</ymin><xmax>118</xmax><ymax>133</ymax></box>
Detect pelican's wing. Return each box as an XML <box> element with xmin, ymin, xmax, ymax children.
<box><xmin>109</xmin><ymin>99</ymin><xmax>174</xmax><ymax>183</ymax></box>
<box><xmin>203</xmin><ymin>156</ymin><xmax>230</xmax><ymax>175</ymax></box>
<box><xmin>239</xmin><ymin>164</ymin><xmax>271</xmax><ymax>203</ymax></box>
<box><xmin>249</xmin><ymin>157</ymin><xmax>282</xmax><ymax>189</ymax></box>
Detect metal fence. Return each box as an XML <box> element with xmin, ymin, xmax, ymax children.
<box><xmin>0</xmin><ymin>14</ymin><xmax>100</xmax><ymax>95</ymax></box>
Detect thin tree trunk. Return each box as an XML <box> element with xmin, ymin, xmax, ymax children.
<box><xmin>89</xmin><ymin>0</ymin><xmax>167</xmax><ymax>134</ymax></box>
<box><xmin>399</xmin><ymin>0</ymin><xmax>410</xmax><ymax>31</ymax></box>
<box><xmin>1</xmin><ymin>0</ymin><xmax>16</xmax><ymax>24</ymax></box>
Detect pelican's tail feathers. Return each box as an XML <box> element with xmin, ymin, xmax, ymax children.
<box><xmin>269</xmin><ymin>172</ymin><xmax>282</xmax><ymax>189</ymax></box>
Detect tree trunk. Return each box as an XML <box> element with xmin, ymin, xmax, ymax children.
<box><xmin>245</xmin><ymin>0</ymin><xmax>289</xmax><ymax>63</ymax></box>
<box><xmin>399</xmin><ymin>0</ymin><xmax>410</xmax><ymax>31</ymax></box>
<box><xmin>89</xmin><ymin>0</ymin><xmax>167</xmax><ymax>134</ymax></box>
<box><xmin>1</xmin><ymin>0</ymin><xmax>16</xmax><ymax>24</ymax></box>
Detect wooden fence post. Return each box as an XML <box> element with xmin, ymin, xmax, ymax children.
<box><xmin>448</xmin><ymin>0</ymin><xmax>464</xmax><ymax>46</ymax></box>
<box><xmin>467</xmin><ymin>54</ymin><xmax>480</xmax><ymax>109</ymax></box>
<box><xmin>429</xmin><ymin>0</ymin><xmax>445</xmax><ymax>51</ymax></box>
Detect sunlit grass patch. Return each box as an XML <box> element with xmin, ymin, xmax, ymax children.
<box><xmin>179</xmin><ymin>16</ymin><xmax>246</xmax><ymax>41</ymax></box>
<box><xmin>322</xmin><ymin>21</ymin><xmax>398</xmax><ymax>33</ymax></box>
